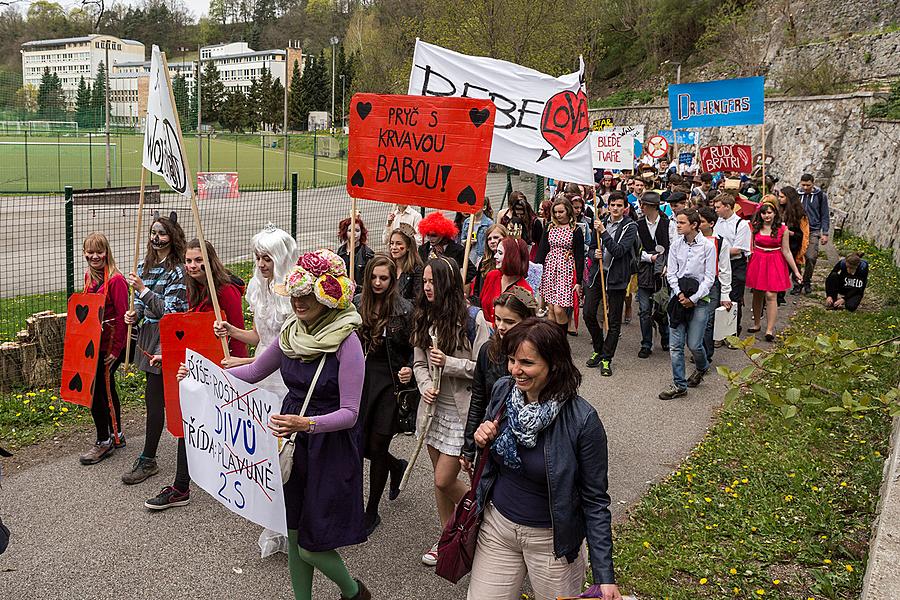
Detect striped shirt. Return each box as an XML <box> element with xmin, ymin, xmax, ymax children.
<box><xmin>135</xmin><ymin>261</ymin><xmax>188</xmax><ymax>324</ymax></box>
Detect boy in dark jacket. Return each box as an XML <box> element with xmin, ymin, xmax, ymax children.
<box><xmin>825</xmin><ymin>253</ymin><xmax>867</xmax><ymax>312</ymax></box>
<box><xmin>584</xmin><ymin>192</ymin><xmax>638</xmax><ymax>375</ymax></box>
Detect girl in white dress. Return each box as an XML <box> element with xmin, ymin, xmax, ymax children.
<box><xmin>213</xmin><ymin>223</ymin><xmax>298</xmax><ymax>556</ymax></box>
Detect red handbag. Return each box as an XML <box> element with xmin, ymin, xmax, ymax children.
<box><xmin>435</xmin><ymin>404</ymin><xmax>506</xmax><ymax>584</ymax></box>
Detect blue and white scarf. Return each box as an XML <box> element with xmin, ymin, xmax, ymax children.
<box><xmin>493</xmin><ymin>385</ymin><xmax>561</xmax><ymax>469</ymax></box>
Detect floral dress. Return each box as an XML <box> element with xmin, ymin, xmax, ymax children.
<box><xmin>539</xmin><ymin>226</ymin><xmax>576</xmax><ymax>307</ymax></box>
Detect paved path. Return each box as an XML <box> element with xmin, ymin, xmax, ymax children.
<box><xmin>0</xmin><ymin>307</ymin><xmax>784</xmax><ymax>599</ymax></box>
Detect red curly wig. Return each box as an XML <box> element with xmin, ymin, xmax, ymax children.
<box><xmin>418</xmin><ymin>212</ymin><xmax>458</xmax><ymax>241</ymax></box>
<box><xmin>339</xmin><ymin>216</ymin><xmax>368</xmax><ymax>245</ymax></box>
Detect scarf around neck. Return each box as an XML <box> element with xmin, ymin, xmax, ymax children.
<box><xmin>493</xmin><ymin>384</ymin><xmax>561</xmax><ymax>469</ymax></box>
<box><xmin>279</xmin><ymin>304</ymin><xmax>362</xmax><ymax>362</ymax></box>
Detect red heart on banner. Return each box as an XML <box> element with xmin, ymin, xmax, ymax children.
<box><xmin>540</xmin><ymin>90</ymin><xmax>590</xmax><ymax>159</ymax></box>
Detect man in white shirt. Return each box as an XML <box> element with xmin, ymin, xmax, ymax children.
<box><xmin>382</xmin><ymin>204</ymin><xmax>422</xmax><ymax>246</ymax></box>
<box><xmin>660</xmin><ymin>208</ymin><xmax>717</xmax><ymax>400</ymax></box>
<box><xmin>713</xmin><ymin>194</ymin><xmax>751</xmax><ymax>336</ymax></box>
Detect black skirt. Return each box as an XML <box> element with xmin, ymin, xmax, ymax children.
<box><xmin>361</xmin><ymin>353</ymin><xmax>398</xmax><ymax>438</ymax></box>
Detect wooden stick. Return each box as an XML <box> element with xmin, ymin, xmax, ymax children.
<box><xmin>123</xmin><ymin>167</ymin><xmax>147</xmax><ymax>373</ymax></box>
<box><xmin>760</xmin><ymin>123</ymin><xmax>767</xmax><ymax>196</ymax></box>
<box><xmin>460</xmin><ymin>210</ymin><xmax>477</xmax><ymax>285</ymax></box>
<box><xmin>348</xmin><ymin>196</ymin><xmax>358</xmax><ymax>280</ymax></box>
<box><xmin>399</xmin><ymin>402</ymin><xmax>434</xmax><ymax>492</ymax></box>
<box><xmin>161</xmin><ymin>51</ymin><xmax>229</xmax><ymax>357</ymax></box>
<box><xmin>593</xmin><ymin>196</ymin><xmax>608</xmax><ymax>332</ymax></box>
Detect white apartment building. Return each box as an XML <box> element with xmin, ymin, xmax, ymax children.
<box><xmin>21</xmin><ymin>35</ymin><xmax>145</xmax><ymax>104</ymax></box>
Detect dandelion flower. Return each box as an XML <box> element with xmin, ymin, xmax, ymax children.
<box><xmin>729</xmin><ymin>568</ymin><xmax>737</xmax><ymax>575</ymax></box>
<box><xmin>699</xmin><ymin>578</ymin><xmax>708</xmax><ymax>585</ymax></box>
<box><xmin>823</xmin><ymin>559</ymin><xmax>832</xmax><ymax>565</ymax></box>
<box><xmin>845</xmin><ymin>565</ymin><xmax>853</xmax><ymax>572</ymax></box>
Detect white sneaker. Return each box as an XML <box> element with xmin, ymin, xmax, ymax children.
<box><xmin>421</xmin><ymin>542</ymin><xmax>439</xmax><ymax>567</ymax></box>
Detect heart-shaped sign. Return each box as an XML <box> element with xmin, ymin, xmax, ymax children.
<box><xmin>540</xmin><ymin>90</ymin><xmax>590</xmax><ymax>159</ymax></box>
<box><xmin>68</xmin><ymin>373</ymin><xmax>83</xmax><ymax>392</ymax></box>
<box><xmin>75</xmin><ymin>304</ymin><xmax>89</xmax><ymax>323</ymax></box>
<box><xmin>457</xmin><ymin>186</ymin><xmax>477</xmax><ymax>206</ymax></box>
<box><xmin>356</xmin><ymin>101</ymin><xmax>372</xmax><ymax>120</ymax></box>
<box><xmin>350</xmin><ymin>170</ymin><xmax>365</xmax><ymax>187</ymax></box>
<box><xmin>469</xmin><ymin>108</ymin><xmax>490</xmax><ymax>128</ymax></box>
<box><xmin>175</xmin><ymin>330</ymin><xmax>185</xmax><ymax>340</ymax></box>
<box><xmin>85</xmin><ymin>340</ymin><xmax>95</xmax><ymax>359</ymax></box>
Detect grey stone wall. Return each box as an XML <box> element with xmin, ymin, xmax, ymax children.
<box><xmin>769</xmin><ymin>31</ymin><xmax>900</xmax><ymax>87</ymax></box>
<box><xmin>589</xmin><ymin>93</ymin><xmax>900</xmax><ymax>265</ymax></box>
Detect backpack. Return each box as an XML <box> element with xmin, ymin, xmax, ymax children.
<box><xmin>465</xmin><ymin>304</ymin><xmax>488</xmax><ymax>346</ymax></box>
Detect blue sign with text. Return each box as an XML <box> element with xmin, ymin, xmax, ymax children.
<box><xmin>658</xmin><ymin>129</ymin><xmax>699</xmax><ymax>145</ymax></box>
<box><xmin>668</xmin><ymin>76</ymin><xmax>764</xmax><ymax>128</ymax></box>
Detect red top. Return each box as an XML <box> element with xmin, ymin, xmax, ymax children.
<box><xmin>87</xmin><ymin>272</ymin><xmax>128</xmax><ymax>358</ymax></box>
<box><xmin>190</xmin><ymin>282</ymin><xmax>248</xmax><ymax>357</ymax></box>
<box><xmin>479</xmin><ymin>269</ymin><xmax>533</xmax><ymax>325</ymax></box>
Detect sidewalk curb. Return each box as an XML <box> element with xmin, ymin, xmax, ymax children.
<box><xmin>860</xmin><ymin>412</ymin><xmax>900</xmax><ymax>600</ymax></box>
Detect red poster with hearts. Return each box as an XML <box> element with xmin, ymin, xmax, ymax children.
<box><xmin>160</xmin><ymin>312</ymin><xmax>225</xmax><ymax>438</ymax></box>
<box><xmin>60</xmin><ymin>293</ymin><xmax>105</xmax><ymax>407</ymax></box>
<box><xmin>347</xmin><ymin>94</ymin><xmax>495</xmax><ymax>214</ymax></box>
<box><xmin>699</xmin><ymin>144</ymin><xmax>753</xmax><ymax>174</ymax></box>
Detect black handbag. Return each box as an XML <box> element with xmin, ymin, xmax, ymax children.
<box><xmin>384</xmin><ymin>329</ymin><xmax>420</xmax><ymax>435</ymax></box>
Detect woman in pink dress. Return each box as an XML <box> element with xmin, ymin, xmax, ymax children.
<box><xmin>746</xmin><ymin>200</ymin><xmax>802</xmax><ymax>341</ymax></box>
<box><xmin>535</xmin><ymin>197</ymin><xmax>585</xmax><ymax>332</ymax></box>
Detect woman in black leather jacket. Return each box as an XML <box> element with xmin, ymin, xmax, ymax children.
<box><xmin>468</xmin><ymin>318</ymin><xmax>622</xmax><ymax>600</ymax></box>
<box><xmin>460</xmin><ymin>287</ymin><xmax>537</xmax><ymax>471</ymax></box>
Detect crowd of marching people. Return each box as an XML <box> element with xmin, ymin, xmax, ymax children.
<box><xmin>70</xmin><ymin>155</ymin><xmax>868</xmax><ymax>600</ymax></box>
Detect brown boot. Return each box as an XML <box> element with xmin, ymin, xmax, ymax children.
<box><xmin>79</xmin><ymin>440</ymin><xmax>114</xmax><ymax>465</ymax></box>
<box><xmin>341</xmin><ymin>579</ymin><xmax>371</xmax><ymax>600</ymax></box>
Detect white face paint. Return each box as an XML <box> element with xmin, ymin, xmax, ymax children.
<box><xmin>494</xmin><ymin>243</ymin><xmax>505</xmax><ymax>268</ymax></box>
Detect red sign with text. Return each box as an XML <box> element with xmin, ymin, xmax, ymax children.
<box><xmin>699</xmin><ymin>144</ymin><xmax>753</xmax><ymax>174</ymax></box>
<box><xmin>160</xmin><ymin>311</ymin><xmax>225</xmax><ymax>438</ymax></box>
<box><xmin>60</xmin><ymin>292</ymin><xmax>105</xmax><ymax>407</ymax></box>
<box><xmin>347</xmin><ymin>94</ymin><xmax>495</xmax><ymax>214</ymax></box>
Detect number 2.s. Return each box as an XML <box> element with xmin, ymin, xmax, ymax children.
<box><xmin>217</xmin><ymin>473</ymin><xmax>246</xmax><ymax>508</ymax></box>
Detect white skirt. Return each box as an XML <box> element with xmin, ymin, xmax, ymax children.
<box><xmin>420</xmin><ymin>392</ymin><xmax>465</xmax><ymax>456</ymax></box>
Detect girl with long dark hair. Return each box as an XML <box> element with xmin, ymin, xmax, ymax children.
<box><xmin>353</xmin><ymin>255</ymin><xmax>414</xmax><ymax>535</ymax></box>
<box><xmin>122</xmin><ymin>213</ymin><xmax>188</xmax><ymax>485</ymax></box>
<box><xmin>412</xmin><ymin>256</ymin><xmax>491</xmax><ymax>567</ymax></box>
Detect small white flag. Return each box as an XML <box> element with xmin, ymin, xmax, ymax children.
<box><xmin>142</xmin><ymin>45</ymin><xmax>190</xmax><ymax>197</ymax></box>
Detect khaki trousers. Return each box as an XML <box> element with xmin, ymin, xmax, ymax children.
<box><xmin>467</xmin><ymin>503</ymin><xmax>586</xmax><ymax>600</ymax></box>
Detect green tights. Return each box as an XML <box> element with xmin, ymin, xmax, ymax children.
<box><xmin>287</xmin><ymin>529</ymin><xmax>359</xmax><ymax>600</ymax></box>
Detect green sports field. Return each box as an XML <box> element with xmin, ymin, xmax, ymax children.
<box><xmin>0</xmin><ymin>132</ymin><xmax>347</xmax><ymax>192</ymax></box>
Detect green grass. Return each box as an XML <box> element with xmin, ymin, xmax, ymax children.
<box><xmin>0</xmin><ymin>132</ymin><xmax>347</xmax><ymax>193</ymax></box>
<box><xmin>610</xmin><ymin>236</ymin><xmax>900</xmax><ymax>599</ymax></box>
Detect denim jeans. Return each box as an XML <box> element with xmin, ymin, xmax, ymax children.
<box><xmin>669</xmin><ymin>299</ymin><xmax>711</xmax><ymax>390</ymax></box>
<box><xmin>703</xmin><ymin>282</ymin><xmax>721</xmax><ymax>362</ymax></box>
<box><xmin>637</xmin><ymin>287</ymin><xmax>669</xmax><ymax>351</ymax></box>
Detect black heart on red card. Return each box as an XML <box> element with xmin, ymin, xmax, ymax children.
<box><xmin>457</xmin><ymin>186</ymin><xmax>477</xmax><ymax>206</ymax></box>
<box><xmin>540</xmin><ymin>89</ymin><xmax>590</xmax><ymax>158</ymax></box>
<box><xmin>350</xmin><ymin>170</ymin><xmax>365</xmax><ymax>187</ymax></box>
<box><xmin>85</xmin><ymin>340</ymin><xmax>95</xmax><ymax>358</ymax></box>
<box><xmin>75</xmin><ymin>305</ymin><xmax>89</xmax><ymax>323</ymax></box>
<box><xmin>175</xmin><ymin>330</ymin><xmax>185</xmax><ymax>340</ymax></box>
<box><xmin>469</xmin><ymin>108</ymin><xmax>490</xmax><ymax>128</ymax></box>
<box><xmin>356</xmin><ymin>101</ymin><xmax>372</xmax><ymax>120</ymax></box>
<box><xmin>68</xmin><ymin>373</ymin><xmax>83</xmax><ymax>392</ymax></box>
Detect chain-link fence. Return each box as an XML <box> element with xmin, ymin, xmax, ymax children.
<box><xmin>0</xmin><ymin>130</ymin><xmax>349</xmax><ymax>193</ymax></box>
<box><xmin>0</xmin><ymin>169</ymin><xmax>539</xmax><ymax>390</ymax></box>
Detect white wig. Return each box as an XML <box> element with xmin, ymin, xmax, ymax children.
<box><xmin>245</xmin><ymin>224</ymin><xmax>298</xmax><ymax>323</ymax></box>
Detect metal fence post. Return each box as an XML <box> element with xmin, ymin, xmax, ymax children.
<box><xmin>262</xmin><ymin>134</ymin><xmax>266</xmax><ymax>185</ymax></box>
<box><xmin>291</xmin><ymin>173</ymin><xmax>298</xmax><ymax>240</ymax></box>
<box><xmin>313</xmin><ymin>129</ymin><xmax>318</xmax><ymax>189</ymax></box>
<box><xmin>65</xmin><ymin>186</ymin><xmax>75</xmax><ymax>297</ymax></box>
<box><xmin>89</xmin><ymin>133</ymin><xmax>93</xmax><ymax>188</ymax></box>
<box><xmin>24</xmin><ymin>130</ymin><xmax>29</xmax><ymax>192</ymax></box>
<box><xmin>206</xmin><ymin>133</ymin><xmax>211</xmax><ymax>172</ymax></box>
<box><xmin>535</xmin><ymin>176</ymin><xmax>545</xmax><ymax>209</ymax></box>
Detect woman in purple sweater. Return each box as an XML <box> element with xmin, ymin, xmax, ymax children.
<box><xmin>227</xmin><ymin>249</ymin><xmax>370</xmax><ymax>600</ymax></box>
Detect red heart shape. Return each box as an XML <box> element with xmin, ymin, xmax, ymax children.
<box><xmin>540</xmin><ymin>90</ymin><xmax>590</xmax><ymax>159</ymax></box>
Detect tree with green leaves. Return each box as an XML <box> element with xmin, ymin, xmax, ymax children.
<box><xmin>256</xmin><ymin>66</ymin><xmax>275</xmax><ymax>130</ymax></box>
<box><xmin>219</xmin><ymin>86</ymin><xmax>249</xmax><ymax>132</ymax></box>
<box><xmin>247</xmin><ymin>76</ymin><xmax>262</xmax><ymax>130</ymax></box>
<box><xmin>90</xmin><ymin>61</ymin><xmax>107</xmax><ymax>129</ymax></box>
<box><xmin>287</xmin><ymin>59</ymin><xmax>303</xmax><ymax>130</ymax></box>
<box><xmin>37</xmin><ymin>67</ymin><xmax>66</xmax><ymax>120</ymax></box>
<box><xmin>74</xmin><ymin>75</ymin><xmax>92</xmax><ymax>128</ymax></box>
<box><xmin>270</xmin><ymin>78</ymin><xmax>284</xmax><ymax>132</ymax></box>
<box><xmin>172</xmin><ymin>73</ymin><xmax>191</xmax><ymax>130</ymax></box>
<box><xmin>200</xmin><ymin>60</ymin><xmax>225</xmax><ymax>125</ymax></box>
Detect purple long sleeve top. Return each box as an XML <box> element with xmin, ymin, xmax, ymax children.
<box><xmin>228</xmin><ymin>333</ymin><xmax>365</xmax><ymax>433</ymax></box>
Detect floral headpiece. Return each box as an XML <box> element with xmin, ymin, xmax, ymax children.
<box><xmin>275</xmin><ymin>249</ymin><xmax>355</xmax><ymax>309</ymax></box>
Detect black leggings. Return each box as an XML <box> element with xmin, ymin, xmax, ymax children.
<box><xmin>90</xmin><ymin>351</ymin><xmax>124</xmax><ymax>442</ymax></box>
<box><xmin>141</xmin><ymin>372</ymin><xmax>166</xmax><ymax>458</ymax></box>
<box><xmin>364</xmin><ymin>431</ymin><xmax>402</xmax><ymax>517</ymax></box>
<box><xmin>174</xmin><ymin>438</ymin><xmax>190</xmax><ymax>492</ymax></box>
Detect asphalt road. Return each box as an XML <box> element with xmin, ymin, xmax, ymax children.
<box><xmin>0</xmin><ymin>310</ymin><xmax>773</xmax><ymax>599</ymax></box>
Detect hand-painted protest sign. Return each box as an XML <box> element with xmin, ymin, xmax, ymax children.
<box><xmin>347</xmin><ymin>94</ymin><xmax>495</xmax><ymax>213</ymax></box>
<box><xmin>142</xmin><ymin>45</ymin><xmax>190</xmax><ymax>197</ymax></box>
<box><xmin>408</xmin><ymin>40</ymin><xmax>594</xmax><ymax>184</ymax></box>
<box><xmin>658</xmin><ymin>129</ymin><xmax>699</xmax><ymax>145</ymax></box>
<box><xmin>197</xmin><ymin>172</ymin><xmax>239</xmax><ymax>200</ymax></box>
<box><xmin>668</xmin><ymin>76</ymin><xmax>765</xmax><ymax>129</ymax></box>
<box><xmin>699</xmin><ymin>144</ymin><xmax>753</xmax><ymax>174</ymax></box>
<box><xmin>646</xmin><ymin>135</ymin><xmax>670</xmax><ymax>159</ymax></box>
<box><xmin>60</xmin><ymin>292</ymin><xmax>105</xmax><ymax>407</ymax></box>
<box><xmin>590</xmin><ymin>131</ymin><xmax>634</xmax><ymax>170</ymax></box>
<box><xmin>160</xmin><ymin>311</ymin><xmax>225</xmax><ymax>438</ymax></box>
<box><xmin>678</xmin><ymin>152</ymin><xmax>694</xmax><ymax>166</ymax></box>
<box><xmin>610</xmin><ymin>124</ymin><xmax>645</xmax><ymax>160</ymax></box>
<box><xmin>179</xmin><ymin>349</ymin><xmax>287</xmax><ymax>535</ymax></box>
<box><xmin>591</xmin><ymin>117</ymin><xmax>614</xmax><ymax>131</ymax></box>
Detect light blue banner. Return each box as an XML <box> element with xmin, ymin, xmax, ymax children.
<box><xmin>668</xmin><ymin>76</ymin><xmax>765</xmax><ymax>128</ymax></box>
<box><xmin>658</xmin><ymin>129</ymin><xmax>698</xmax><ymax>145</ymax></box>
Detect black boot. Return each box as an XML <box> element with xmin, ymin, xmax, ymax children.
<box><xmin>341</xmin><ymin>579</ymin><xmax>371</xmax><ymax>600</ymax></box>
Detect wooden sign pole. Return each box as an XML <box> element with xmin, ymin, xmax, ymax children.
<box><xmin>593</xmin><ymin>197</ymin><xmax>609</xmax><ymax>333</ymax></box>
<box><xmin>460</xmin><ymin>210</ymin><xmax>477</xmax><ymax>285</ymax></box>
<box><xmin>161</xmin><ymin>51</ymin><xmax>229</xmax><ymax>357</ymax></box>
<box><xmin>760</xmin><ymin>123</ymin><xmax>767</xmax><ymax>196</ymax></box>
<box><xmin>123</xmin><ymin>167</ymin><xmax>147</xmax><ymax>373</ymax></box>
<box><xmin>348</xmin><ymin>197</ymin><xmax>358</xmax><ymax>280</ymax></box>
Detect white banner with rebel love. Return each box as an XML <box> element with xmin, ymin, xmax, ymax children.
<box><xmin>142</xmin><ymin>44</ymin><xmax>190</xmax><ymax>197</ymax></box>
<box><xmin>590</xmin><ymin>131</ymin><xmax>634</xmax><ymax>170</ymax></box>
<box><xmin>179</xmin><ymin>349</ymin><xmax>287</xmax><ymax>535</ymax></box>
<box><xmin>408</xmin><ymin>40</ymin><xmax>594</xmax><ymax>184</ymax></box>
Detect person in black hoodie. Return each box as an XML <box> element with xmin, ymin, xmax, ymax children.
<box><xmin>635</xmin><ymin>192</ymin><xmax>675</xmax><ymax>358</ymax></box>
<box><xmin>417</xmin><ymin>212</ymin><xmax>476</xmax><ymax>283</ymax></box>
<box><xmin>460</xmin><ymin>287</ymin><xmax>538</xmax><ymax>472</ymax></box>
<box><xmin>583</xmin><ymin>192</ymin><xmax>638</xmax><ymax>376</ymax></box>
<box><xmin>825</xmin><ymin>252</ymin><xmax>868</xmax><ymax>312</ymax></box>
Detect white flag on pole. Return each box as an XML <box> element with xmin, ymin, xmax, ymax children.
<box><xmin>142</xmin><ymin>45</ymin><xmax>190</xmax><ymax>197</ymax></box>
<box><xmin>408</xmin><ymin>40</ymin><xmax>594</xmax><ymax>184</ymax></box>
